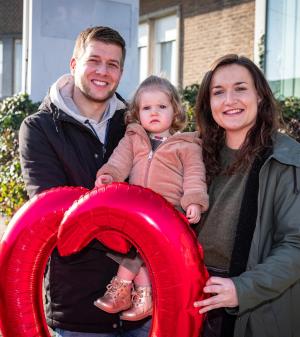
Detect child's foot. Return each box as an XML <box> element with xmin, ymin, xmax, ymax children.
<box><xmin>94</xmin><ymin>276</ymin><xmax>132</xmax><ymax>313</ymax></box>
<box><xmin>120</xmin><ymin>285</ymin><xmax>152</xmax><ymax>321</ymax></box>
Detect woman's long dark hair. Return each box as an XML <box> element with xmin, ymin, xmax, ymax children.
<box><xmin>195</xmin><ymin>54</ymin><xmax>280</xmax><ymax>184</ymax></box>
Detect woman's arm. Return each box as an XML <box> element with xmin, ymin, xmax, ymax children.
<box><xmin>231</xmin><ymin>165</ymin><xmax>300</xmax><ymax>314</ymax></box>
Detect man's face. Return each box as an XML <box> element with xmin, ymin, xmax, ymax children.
<box><xmin>70</xmin><ymin>40</ymin><xmax>123</xmax><ymax>103</ymax></box>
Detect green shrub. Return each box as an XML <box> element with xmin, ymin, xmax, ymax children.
<box><xmin>0</xmin><ymin>94</ymin><xmax>38</xmax><ymax>218</ymax></box>
<box><xmin>181</xmin><ymin>84</ymin><xmax>199</xmax><ymax>131</ymax></box>
<box><xmin>284</xmin><ymin>118</ymin><xmax>300</xmax><ymax>142</ymax></box>
<box><xmin>278</xmin><ymin>96</ymin><xmax>300</xmax><ymax>142</ymax></box>
<box><xmin>279</xmin><ymin>96</ymin><xmax>300</xmax><ymax>121</ymax></box>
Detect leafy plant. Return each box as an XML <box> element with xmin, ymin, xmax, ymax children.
<box><xmin>279</xmin><ymin>96</ymin><xmax>300</xmax><ymax>142</ymax></box>
<box><xmin>181</xmin><ymin>84</ymin><xmax>199</xmax><ymax>131</ymax></box>
<box><xmin>279</xmin><ymin>96</ymin><xmax>300</xmax><ymax>121</ymax></box>
<box><xmin>258</xmin><ymin>34</ymin><xmax>265</xmax><ymax>72</ymax></box>
<box><xmin>284</xmin><ymin>118</ymin><xmax>300</xmax><ymax>142</ymax></box>
<box><xmin>0</xmin><ymin>94</ymin><xmax>38</xmax><ymax>218</ymax></box>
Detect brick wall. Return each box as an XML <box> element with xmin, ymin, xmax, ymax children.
<box><xmin>0</xmin><ymin>0</ymin><xmax>23</xmax><ymax>34</ymax></box>
<box><xmin>183</xmin><ymin>1</ymin><xmax>255</xmax><ymax>86</ymax></box>
<box><xmin>140</xmin><ymin>0</ymin><xmax>255</xmax><ymax>87</ymax></box>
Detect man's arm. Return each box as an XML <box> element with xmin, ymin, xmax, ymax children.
<box><xmin>19</xmin><ymin>115</ymin><xmax>68</xmax><ymax>198</ymax></box>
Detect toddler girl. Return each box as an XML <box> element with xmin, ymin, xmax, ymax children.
<box><xmin>93</xmin><ymin>75</ymin><xmax>209</xmax><ymax>321</ymax></box>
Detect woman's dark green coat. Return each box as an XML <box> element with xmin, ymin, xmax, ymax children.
<box><xmin>231</xmin><ymin>133</ymin><xmax>300</xmax><ymax>337</ymax></box>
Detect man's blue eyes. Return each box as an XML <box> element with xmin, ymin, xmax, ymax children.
<box><xmin>88</xmin><ymin>59</ymin><xmax>119</xmax><ymax>68</ymax></box>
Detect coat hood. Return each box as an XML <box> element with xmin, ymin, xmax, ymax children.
<box><xmin>272</xmin><ymin>132</ymin><xmax>300</xmax><ymax>168</ymax></box>
<box><xmin>47</xmin><ymin>74</ymin><xmax>126</xmax><ymax>143</ymax></box>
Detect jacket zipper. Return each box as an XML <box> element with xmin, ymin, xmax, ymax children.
<box><xmin>143</xmin><ymin>134</ymin><xmax>182</xmax><ymax>187</ymax></box>
<box><xmin>144</xmin><ymin>150</ymin><xmax>153</xmax><ymax>187</ymax></box>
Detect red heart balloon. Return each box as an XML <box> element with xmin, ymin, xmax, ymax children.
<box><xmin>0</xmin><ymin>183</ymin><xmax>208</xmax><ymax>337</ymax></box>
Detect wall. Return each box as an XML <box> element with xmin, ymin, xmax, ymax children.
<box><xmin>24</xmin><ymin>0</ymin><xmax>139</xmax><ymax>101</ymax></box>
<box><xmin>0</xmin><ymin>0</ymin><xmax>23</xmax><ymax>97</ymax></box>
<box><xmin>0</xmin><ymin>0</ymin><xmax>23</xmax><ymax>33</ymax></box>
<box><xmin>140</xmin><ymin>0</ymin><xmax>255</xmax><ymax>87</ymax></box>
<box><xmin>140</xmin><ymin>0</ymin><xmax>179</xmax><ymax>14</ymax></box>
<box><xmin>183</xmin><ymin>0</ymin><xmax>255</xmax><ymax>86</ymax></box>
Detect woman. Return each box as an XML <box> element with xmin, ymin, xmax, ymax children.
<box><xmin>193</xmin><ymin>54</ymin><xmax>300</xmax><ymax>337</ymax></box>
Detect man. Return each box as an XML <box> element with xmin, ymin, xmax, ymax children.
<box><xmin>19</xmin><ymin>26</ymin><xmax>151</xmax><ymax>337</ymax></box>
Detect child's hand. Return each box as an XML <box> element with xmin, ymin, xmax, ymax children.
<box><xmin>95</xmin><ymin>174</ymin><xmax>113</xmax><ymax>187</ymax></box>
<box><xmin>186</xmin><ymin>204</ymin><xmax>201</xmax><ymax>224</ymax></box>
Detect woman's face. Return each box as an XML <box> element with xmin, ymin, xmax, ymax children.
<box><xmin>209</xmin><ymin>64</ymin><xmax>260</xmax><ymax>148</ymax></box>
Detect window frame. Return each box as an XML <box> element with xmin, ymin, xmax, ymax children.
<box><xmin>13</xmin><ymin>38</ymin><xmax>23</xmax><ymax>95</ymax></box>
<box><xmin>139</xmin><ymin>6</ymin><xmax>180</xmax><ymax>86</ymax></box>
<box><xmin>0</xmin><ymin>34</ymin><xmax>22</xmax><ymax>99</ymax></box>
<box><xmin>0</xmin><ymin>40</ymin><xmax>3</xmax><ymax>98</ymax></box>
<box><xmin>255</xmin><ymin>0</ymin><xmax>300</xmax><ymax>98</ymax></box>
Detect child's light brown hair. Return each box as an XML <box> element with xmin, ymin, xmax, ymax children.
<box><xmin>126</xmin><ymin>75</ymin><xmax>186</xmax><ymax>134</ymax></box>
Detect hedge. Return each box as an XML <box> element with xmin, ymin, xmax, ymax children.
<box><xmin>0</xmin><ymin>94</ymin><xmax>39</xmax><ymax>218</ymax></box>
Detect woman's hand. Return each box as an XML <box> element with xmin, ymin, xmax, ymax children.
<box><xmin>194</xmin><ymin>277</ymin><xmax>238</xmax><ymax>314</ymax></box>
<box><xmin>95</xmin><ymin>174</ymin><xmax>113</xmax><ymax>187</ymax></box>
<box><xmin>186</xmin><ymin>204</ymin><xmax>201</xmax><ymax>224</ymax></box>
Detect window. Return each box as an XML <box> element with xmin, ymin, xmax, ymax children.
<box><xmin>0</xmin><ymin>35</ymin><xmax>22</xmax><ymax>99</ymax></box>
<box><xmin>0</xmin><ymin>41</ymin><xmax>3</xmax><ymax>97</ymax></box>
<box><xmin>138</xmin><ymin>23</ymin><xmax>149</xmax><ymax>83</ymax></box>
<box><xmin>154</xmin><ymin>15</ymin><xmax>177</xmax><ymax>84</ymax></box>
<box><xmin>265</xmin><ymin>0</ymin><xmax>300</xmax><ymax>97</ymax></box>
<box><xmin>139</xmin><ymin>14</ymin><xmax>178</xmax><ymax>85</ymax></box>
<box><xmin>14</xmin><ymin>39</ymin><xmax>22</xmax><ymax>94</ymax></box>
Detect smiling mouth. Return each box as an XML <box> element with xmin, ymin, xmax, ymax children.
<box><xmin>92</xmin><ymin>80</ymin><xmax>108</xmax><ymax>87</ymax></box>
<box><xmin>223</xmin><ymin>108</ymin><xmax>244</xmax><ymax>115</ymax></box>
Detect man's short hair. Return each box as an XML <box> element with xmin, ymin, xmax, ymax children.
<box><xmin>73</xmin><ymin>26</ymin><xmax>126</xmax><ymax>67</ymax></box>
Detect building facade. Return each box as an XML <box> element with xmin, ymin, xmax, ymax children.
<box><xmin>0</xmin><ymin>0</ymin><xmax>23</xmax><ymax>98</ymax></box>
<box><xmin>139</xmin><ymin>0</ymin><xmax>300</xmax><ymax>98</ymax></box>
<box><xmin>0</xmin><ymin>0</ymin><xmax>299</xmax><ymax>100</ymax></box>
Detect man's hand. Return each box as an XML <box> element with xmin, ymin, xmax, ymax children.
<box><xmin>186</xmin><ymin>204</ymin><xmax>201</xmax><ymax>224</ymax></box>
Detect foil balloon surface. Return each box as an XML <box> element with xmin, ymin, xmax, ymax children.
<box><xmin>0</xmin><ymin>183</ymin><xmax>208</xmax><ymax>337</ymax></box>
<box><xmin>0</xmin><ymin>186</ymin><xmax>87</xmax><ymax>337</ymax></box>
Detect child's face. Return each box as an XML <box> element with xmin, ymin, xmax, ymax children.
<box><xmin>138</xmin><ymin>89</ymin><xmax>174</xmax><ymax>137</ymax></box>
